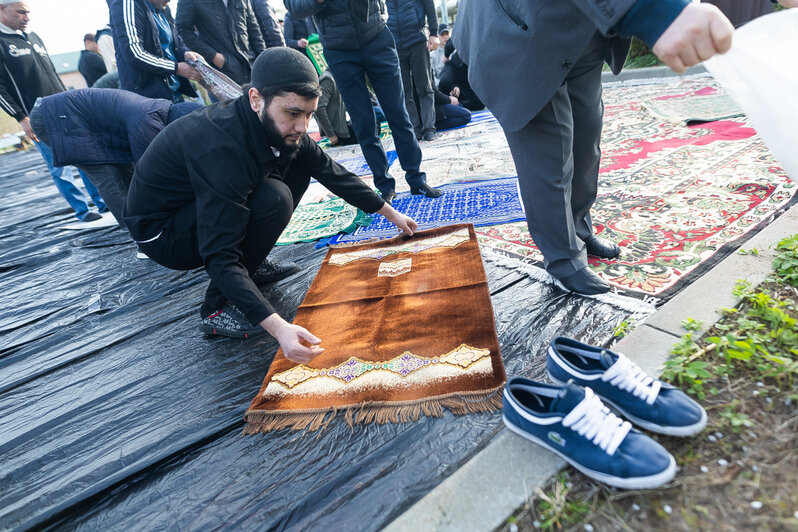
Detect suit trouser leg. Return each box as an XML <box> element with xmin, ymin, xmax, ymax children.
<box><xmin>397</xmin><ymin>46</ymin><xmax>423</xmax><ymax>137</ymax></box>
<box><xmin>568</xmin><ymin>33</ymin><xmax>609</xmax><ymax>241</ymax></box>
<box><xmin>362</xmin><ymin>28</ymin><xmax>427</xmax><ymax>190</ymax></box>
<box><xmin>406</xmin><ymin>41</ymin><xmax>436</xmax><ymax>135</ymax></box>
<box><xmin>505</xmin><ymin>86</ymin><xmax>584</xmax><ymax>278</ymax></box>
<box><xmin>325</xmin><ymin>46</ymin><xmax>393</xmax><ymax>193</ymax></box>
<box><xmin>504</xmin><ymin>32</ymin><xmax>608</xmax><ymax>278</ymax></box>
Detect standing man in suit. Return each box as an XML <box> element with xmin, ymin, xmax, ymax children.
<box><xmin>455</xmin><ymin>0</ymin><xmax>734</xmax><ymax>294</ymax></box>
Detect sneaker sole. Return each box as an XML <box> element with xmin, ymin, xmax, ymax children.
<box><xmin>548</xmin><ymin>372</ymin><xmax>708</xmax><ymax>437</ymax></box>
<box><xmin>198</xmin><ymin>324</ymin><xmax>267</xmax><ymax>339</ymax></box>
<box><xmin>503</xmin><ymin>414</ymin><xmax>677</xmax><ymax>490</ymax></box>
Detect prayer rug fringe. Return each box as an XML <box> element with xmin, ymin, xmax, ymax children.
<box><xmin>479</xmin><ymin>247</ymin><xmax>658</xmax><ymax>313</ymax></box>
<box><xmin>242</xmin><ymin>388</ymin><xmax>503</xmax><ymax>434</ymax></box>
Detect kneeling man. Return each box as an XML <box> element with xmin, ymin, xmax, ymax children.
<box><xmin>124</xmin><ymin>48</ymin><xmax>416</xmax><ymax>363</ymax></box>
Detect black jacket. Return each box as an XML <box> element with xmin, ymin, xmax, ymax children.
<box><xmin>78</xmin><ymin>50</ymin><xmax>107</xmax><ymax>87</ymax></box>
<box><xmin>176</xmin><ymin>0</ymin><xmax>266</xmax><ymax>85</ymax></box>
<box><xmin>283</xmin><ymin>11</ymin><xmax>317</xmax><ymax>50</ymax></box>
<box><xmin>284</xmin><ymin>0</ymin><xmax>386</xmax><ymax>50</ymax></box>
<box><xmin>108</xmin><ymin>0</ymin><xmax>196</xmax><ymax>100</ymax></box>
<box><xmin>385</xmin><ymin>0</ymin><xmax>437</xmax><ymax>50</ymax></box>
<box><xmin>124</xmin><ymin>96</ymin><xmax>384</xmax><ymax>324</ymax></box>
<box><xmin>37</xmin><ymin>88</ymin><xmax>176</xmax><ymax>167</ymax></box>
<box><xmin>250</xmin><ymin>0</ymin><xmax>286</xmax><ymax>48</ymax></box>
<box><xmin>0</xmin><ymin>29</ymin><xmax>64</xmax><ymax>121</ymax></box>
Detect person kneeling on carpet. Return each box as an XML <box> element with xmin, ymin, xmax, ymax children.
<box><xmin>124</xmin><ymin>48</ymin><xmax>417</xmax><ymax>361</ymax></box>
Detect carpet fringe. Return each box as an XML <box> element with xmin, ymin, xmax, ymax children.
<box><xmin>242</xmin><ymin>388</ymin><xmax>503</xmax><ymax>435</ymax></box>
<box><xmin>479</xmin><ymin>247</ymin><xmax>657</xmax><ymax>314</ymax></box>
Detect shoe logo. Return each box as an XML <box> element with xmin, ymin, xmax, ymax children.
<box><xmin>548</xmin><ymin>431</ymin><xmax>566</xmax><ymax>447</ymax></box>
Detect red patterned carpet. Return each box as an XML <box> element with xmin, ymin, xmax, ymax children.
<box><xmin>475</xmin><ymin>77</ymin><xmax>794</xmax><ymax>301</ymax></box>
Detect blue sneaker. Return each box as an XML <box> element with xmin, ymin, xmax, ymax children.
<box><xmin>503</xmin><ymin>378</ymin><xmax>676</xmax><ymax>489</ymax></box>
<box><xmin>547</xmin><ymin>336</ymin><xmax>707</xmax><ymax>437</ymax></box>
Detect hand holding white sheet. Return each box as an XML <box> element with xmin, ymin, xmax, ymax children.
<box><xmin>704</xmin><ymin>9</ymin><xmax>798</xmax><ymax>179</ymax></box>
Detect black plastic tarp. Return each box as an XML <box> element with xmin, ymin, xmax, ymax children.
<box><xmin>0</xmin><ymin>149</ymin><xmax>647</xmax><ymax>531</ymax></box>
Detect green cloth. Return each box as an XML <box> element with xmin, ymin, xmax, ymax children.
<box><xmin>276</xmin><ymin>197</ymin><xmax>372</xmax><ymax>245</ymax></box>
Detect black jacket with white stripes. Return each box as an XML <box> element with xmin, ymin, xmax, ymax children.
<box><xmin>108</xmin><ymin>0</ymin><xmax>197</xmax><ymax>101</ymax></box>
<box><xmin>0</xmin><ymin>27</ymin><xmax>64</xmax><ymax>121</ymax></box>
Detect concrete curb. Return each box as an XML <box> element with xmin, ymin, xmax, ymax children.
<box><xmin>601</xmin><ymin>64</ymin><xmax>707</xmax><ymax>83</ymax></box>
<box><xmin>384</xmin><ymin>157</ymin><xmax>798</xmax><ymax>531</ymax></box>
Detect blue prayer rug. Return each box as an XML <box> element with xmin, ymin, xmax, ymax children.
<box><xmin>328</xmin><ymin>176</ymin><xmax>525</xmax><ymax>245</ymax></box>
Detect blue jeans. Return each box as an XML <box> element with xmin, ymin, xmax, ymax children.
<box><xmin>324</xmin><ymin>26</ymin><xmax>427</xmax><ymax>194</ymax></box>
<box><xmin>34</xmin><ymin>139</ymin><xmax>107</xmax><ymax>220</ymax></box>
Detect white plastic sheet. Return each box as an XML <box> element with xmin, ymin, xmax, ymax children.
<box><xmin>704</xmin><ymin>9</ymin><xmax>798</xmax><ymax>179</ymax></box>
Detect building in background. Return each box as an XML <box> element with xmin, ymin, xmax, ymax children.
<box><xmin>49</xmin><ymin>51</ymin><xmax>88</xmax><ymax>90</ymax></box>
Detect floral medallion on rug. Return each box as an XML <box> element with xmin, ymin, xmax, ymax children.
<box><xmin>476</xmin><ymin>77</ymin><xmax>795</xmax><ymax>302</ymax></box>
<box><xmin>244</xmin><ymin>224</ymin><xmax>506</xmax><ymax>433</ymax></box>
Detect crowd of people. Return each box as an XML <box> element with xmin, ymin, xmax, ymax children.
<box><xmin>2</xmin><ymin>0</ymin><xmax>776</xmax><ymax>353</ymax></box>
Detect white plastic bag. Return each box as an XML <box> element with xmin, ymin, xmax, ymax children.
<box><xmin>704</xmin><ymin>9</ymin><xmax>798</xmax><ymax>179</ymax></box>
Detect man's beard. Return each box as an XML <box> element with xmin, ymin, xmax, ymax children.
<box><xmin>259</xmin><ymin>107</ymin><xmax>301</xmax><ymax>157</ymax></box>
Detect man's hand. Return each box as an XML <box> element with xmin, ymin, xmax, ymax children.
<box><xmin>298</xmin><ymin>38</ymin><xmax>309</xmax><ymax>48</ymax></box>
<box><xmin>261</xmin><ymin>313</ymin><xmax>324</xmax><ymax>364</ymax></box>
<box><xmin>377</xmin><ymin>203</ymin><xmax>417</xmax><ymax>236</ymax></box>
<box><xmin>212</xmin><ymin>52</ymin><xmax>225</xmax><ymax>69</ymax></box>
<box><xmin>652</xmin><ymin>3</ymin><xmax>734</xmax><ymax>73</ymax></box>
<box><xmin>184</xmin><ymin>51</ymin><xmax>202</xmax><ymax>62</ymax></box>
<box><xmin>176</xmin><ymin>62</ymin><xmax>203</xmax><ymax>82</ymax></box>
<box><xmin>449</xmin><ymin>95</ymin><xmax>459</xmax><ymax>105</ymax></box>
<box><xmin>328</xmin><ymin>134</ymin><xmax>339</xmax><ymax>145</ymax></box>
<box><xmin>449</xmin><ymin>86</ymin><xmax>460</xmax><ymax>98</ymax></box>
<box><xmin>428</xmin><ymin>35</ymin><xmax>440</xmax><ymax>51</ymax></box>
<box><xmin>778</xmin><ymin>0</ymin><xmax>798</xmax><ymax>7</ymax></box>
<box><xmin>18</xmin><ymin>116</ymin><xmax>37</xmax><ymax>142</ymax></box>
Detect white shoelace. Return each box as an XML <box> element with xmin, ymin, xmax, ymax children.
<box><xmin>562</xmin><ymin>388</ymin><xmax>631</xmax><ymax>456</ymax></box>
<box><xmin>601</xmin><ymin>352</ymin><xmax>662</xmax><ymax>405</ymax></box>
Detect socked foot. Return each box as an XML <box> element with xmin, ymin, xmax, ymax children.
<box><xmin>584</xmin><ymin>235</ymin><xmax>621</xmax><ymax>259</ymax></box>
<box><xmin>410</xmin><ymin>183</ymin><xmax>442</xmax><ymax>198</ymax></box>
<box><xmin>558</xmin><ymin>267</ymin><xmax>610</xmax><ymax>295</ymax></box>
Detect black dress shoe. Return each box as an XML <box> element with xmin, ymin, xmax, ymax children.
<box><xmin>380</xmin><ymin>190</ymin><xmax>396</xmax><ymax>204</ymax></box>
<box><xmin>410</xmin><ymin>183</ymin><xmax>442</xmax><ymax>198</ymax></box>
<box><xmin>584</xmin><ymin>235</ymin><xmax>621</xmax><ymax>259</ymax></box>
<box><xmin>252</xmin><ymin>259</ymin><xmax>300</xmax><ymax>285</ymax></box>
<box><xmin>557</xmin><ymin>267</ymin><xmax>610</xmax><ymax>295</ymax></box>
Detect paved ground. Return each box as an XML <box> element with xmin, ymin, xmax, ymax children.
<box><xmin>384</xmin><ymin>66</ymin><xmax>798</xmax><ymax>532</ymax></box>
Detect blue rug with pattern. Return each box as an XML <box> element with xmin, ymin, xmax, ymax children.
<box><xmin>327</xmin><ymin>176</ymin><xmax>525</xmax><ymax>245</ymax></box>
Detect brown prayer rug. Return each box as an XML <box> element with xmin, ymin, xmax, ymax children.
<box><xmin>244</xmin><ymin>224</ymin><xmax>506</xmax><ymax>433</ymax></box>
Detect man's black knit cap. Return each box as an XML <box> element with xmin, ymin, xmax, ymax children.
<box><xmin>250</xmin><ymin>48</ymin><xmax>319</xmax><ymax>92</ymax></box>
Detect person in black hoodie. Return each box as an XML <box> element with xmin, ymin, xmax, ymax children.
<box><xmin>123</xmin><ymin>48</ymin><xmax>417</xmax><ymax>357</ymax></box>
<box><xmin>0</xmin><ymin>0</ymin><xmax>108</xmax><ymax>222</ymax></box>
